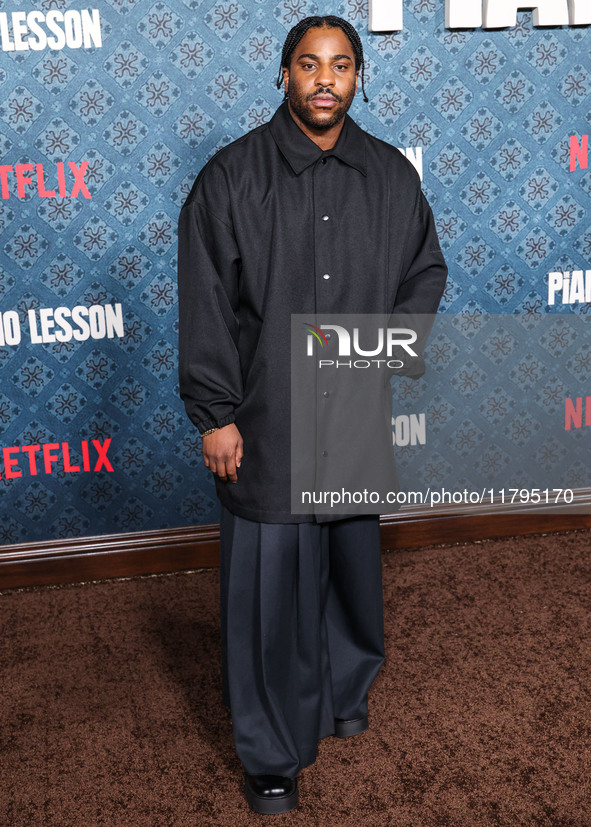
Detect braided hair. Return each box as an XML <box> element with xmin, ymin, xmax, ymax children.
<box><xmin>276</xmin><ymin>15</ymin><xmax>368</xmax><ymax>103</ymax></box>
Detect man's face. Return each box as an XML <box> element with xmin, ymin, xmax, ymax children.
<box><xmin>282</xmin><ymin>25</ymin><xmax>359</xmax><ymax>132</ymax></box>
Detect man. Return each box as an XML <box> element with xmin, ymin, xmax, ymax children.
<box><xmin>178</xmin><ymin>15</ymin><xmax>447</xmax><ymax>814</ymax></box>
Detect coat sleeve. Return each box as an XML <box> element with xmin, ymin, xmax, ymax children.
<box><xmin>391</xmin><ymin>183</ymin><xmax>448</xmax><ymax>378</ymax></box>
<box><xmin>394</xmin><ymin>186</ymin><xmax>448</xmax><ymax>316</ymax></box>
<box><xmin>177</xmin><ymin>196</ymin><xmax>244</xmax><ymax>435</ymax></box>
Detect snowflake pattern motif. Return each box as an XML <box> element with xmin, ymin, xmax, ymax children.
<box><xmin>104</xmin><ymin>41</ymin><xmax>149</xmax><ymax>88</ymax></box>
<box><xmin>143</xmin><ymin>404</ymin><xmax>184</xmax><ymax>444</ymax></box>
<box><xmin>143</xmin><ymin>464</ymin><xmax>183</xmax><ymax>499</ymax></box>
<box><xmin>489</xmin><ymin>201</ymin><xmax>528</xmax><ymax>243</ymax></box>
<box><xmin>76</xmin><ymin>350</ymin><xmax>118</xmax><ymax>389</ymax></box>
<box><xmin>111</xmin><ymin>377</ymin><xmax>149</xmax><ymax>414</ymax></box>
<box><xmin>523</xmin><ymin>102</ymin><xmax>563</xmax><ymax>144</ymax></box>
<box><xmin>138</xmin><ymin>2</ymin><xmax>182</xmax><ymax>50</ymax></box>
<box><xmin>495</xmin><ymin>70</ymin><xmax>535</xmax><ymax>113</ymax></box>
<box><xmin>40</xmin><ymin>255</ymin><xmax>84</xmax><ymax>296</ymax></box>
<box><xmin>459</xmin><ymin>173</ymin><xmax>500</xmax><ymax>216</ymax></box>
<box><xmin>15</xmin><ymin>483</ymin><xmax>57</xmax><ymax>521</ymax></box>
<box><xmin>519</xmin><ymin>168</ymin><xmax>559</xmax><ymax>210</ymax></box>
<box><xmin>479</xmin><ymin>388</ymin><xmax>513</xmax><ymax>424</ymax></box>
<box><xmin>4</xmin><ymin>225</ymin><xmax>48</xmax><ymax>270</ymax></box>
<box><xmin>526</xmin><ymin>34</ymin><xmax>566</xmax><ymax>77</ymax></box>
<box><xmin>138</xmin><ymin>212</ymin><xmax>175</xmax><ymax>255</ymax></box>
<box><xmin>173</xmin><ymin>103</ymin><xmax>215</xmax><ymax>146</ymax></box>
<box><xmin>73</xmin><ymin>217</ymin><xmax>118</xmax><ymax>261</ymax></box>
<box><xmin>103</xmin><ymin>110</ymin><xmax>149</xmax><ymax>155</ymax></box>
<box><xmin>136</xmin><ymin>71</ymin><xmax>181</xmax><ymax>117</ymax></box>
<box><xmin>32</xmin><ymin>54</ymin><xmax>78</xmax><ymax>94</ymax></box>
<box><xmin>516</xmin><ymin>230</ymin><xmax>555</xmax><ymax>269</ymax></box>
<box><xmin>431</xmin><ymin>77</ymin><xmax>472</xmax><ymax>122</ymax></box>
<box><xmin>465</xmin><ymin>40</ymin><xmax>506</xmax><ymax>84</ymax></box>
<box><xmin>205</xmin><ymin>1</ymin><xmax>248</xmax><ymax>41</ymax></box>
<box><xmin>490</xmin><ymin>139</ymin><xmax>531</xmax><ymax>181</ymax></box>
<box><xmin>430</xmin><ymin>143</ymin><xmax>469</xmax><ymax>187</ymax></box>
<box><xmin>400</xmin><ymin>46</ymin><xmax>441</xmax><ymax>92</ymax></box>
<box><xmin>170</xmin><ymin>33</ymin><xmax>214</xmax><ymax>79</ymax></box>
<box><xmin>558</xmin><ymin>64</ymin><xmax>589</xmax><ymax>106</ymax></box>
<box><xmin>0</xmin><ymin>86</ymin><xmax>43</xmax><ymax>134</ymax></box>
<box><xmin>104</xmin><ymin>182</ymin><xmax>150</xmax><ymax>226</ymax></box>
<box><xmin>70</xmin><ymin>81</ymin><xmax>115</xmax><ymax>126</ymax></box>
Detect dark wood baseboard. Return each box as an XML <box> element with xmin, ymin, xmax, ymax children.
<box><xmin>2</xmin><ymin>496</ymin><xmax>591</xmax><ymax>590</ymax></box>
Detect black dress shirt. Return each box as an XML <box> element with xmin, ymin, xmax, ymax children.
<box><xmin>178</xmin><ymin>100</ymin><xmax>448</xmax><ymax>523</ymax></box>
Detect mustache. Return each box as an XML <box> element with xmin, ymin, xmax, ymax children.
<box><xmin>307</xmin><ymin>89</ymin><xmax>343</xmax><ymax>102</ymax></box>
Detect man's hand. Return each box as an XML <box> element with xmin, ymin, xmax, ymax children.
<box><xmin>202</xmin><ymin>423</ymin><xmax>243</xmax><ymax>483</ymax></box>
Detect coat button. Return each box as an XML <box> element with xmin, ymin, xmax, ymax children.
<box><xmin>323</xmin><ymin>391</ymin><xmax>329</xmax><ymax>397</ymax></box>
<box><xmin>321</xmin><ymin>158</ymin><xmax>327</xmax><ymax>165</ymax></box>
<box><xmin>322</xmin><ymin>214</ymin><xmax>329</xmax><ymax>221</ymax></box>
<box><xmin>323</xmin><ymin>273</ymin><xmax>330</xmax><ymax>280</ymax></box>
<box><xmin>321</xmin><ymin>450</ymin><xmax>328</xmax><ymax>457</ymax></box>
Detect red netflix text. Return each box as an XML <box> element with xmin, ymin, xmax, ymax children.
<box><xmin>564</xmin><ymin>397</ymin><xmax>591</xmax><ymax>430</ymax></box>
<box><xmin>0</xmin><ymin>439</ymin><xmax>113</xmax><ymax>478</ymax></box>
<box><xmin>570</xmin><ymin>135</ymin><xmax>588</xmax><ymax>172</ymax></box>
<box><xmin>0</xmin><ymin>161</ymin><xmax>91</xmax><ymax>199</ymax></box>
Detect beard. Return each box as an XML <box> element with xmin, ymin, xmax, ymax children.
<box><xmin>287</xmin><ymin>84</ymin><xmax>356</xmax><ymax>131</ymax></box>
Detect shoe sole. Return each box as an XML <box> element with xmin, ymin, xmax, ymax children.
<box><xmin>333</xmin><ymin>716</ymin><xmax>369</xmax><ymax>738</ymax></box>
<box><xmin>244</xmin><ymin>776</ymin><xmax>299</xmax><ymax>814</ymax></box>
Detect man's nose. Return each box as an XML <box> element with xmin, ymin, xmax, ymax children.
<box><xmin>316</xmin><ymin>67</ymin><xmax>335</xmax><ymax>87</ymax></box>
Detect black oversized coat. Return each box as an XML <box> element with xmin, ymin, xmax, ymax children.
<box><xmin>178</xmin><ymin>101</ymin><xmax>448</xmax><ymax>523</ymax></box>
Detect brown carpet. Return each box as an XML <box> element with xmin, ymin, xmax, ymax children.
<box><xmin>1</xmin><ymin>530</ymin><xmax>590</xmax><ymax>826</ymax></box>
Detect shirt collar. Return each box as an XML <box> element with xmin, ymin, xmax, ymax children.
<box><xmin>269</xmin><ymin>100</ymin><xmax>367</xmax><ymax>177</ymax></box>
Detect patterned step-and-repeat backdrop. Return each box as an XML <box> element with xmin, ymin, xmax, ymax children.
<box><xmin>0</xmin><ymin>0</ymin><xmax>589</xmax><ymax>544</ymax></box>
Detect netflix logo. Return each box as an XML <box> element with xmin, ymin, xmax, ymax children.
<box><xmin>0</xmin><ymin>439</ymin><xmax>113</xmax><ymax>479</ymax></box>
<box><xmin>0</xmin><ymin>161</ymin><xmax>91</xmax><ymax>199</ymax></box>
<box><xmin>565</xmin><ymin>398</ymin><xmax>591</xmax><ymax>431</ymax></box>
<box><xmin>570</xmin><ymin>136</ymin><xmax>588</xmax><ymax>172</ymax></box>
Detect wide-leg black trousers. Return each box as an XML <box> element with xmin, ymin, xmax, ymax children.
<box><xmin>219</xmin><ymin>506</ymin><xmax>385</xmax><ymax>778</ymax></box>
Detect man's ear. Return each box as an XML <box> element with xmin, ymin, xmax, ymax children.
<box><xmin>282</xmin><ymin>66</ymin><xmax>289</xmax><ymax>95</ymax></box>
<box><xmin>354</xmin><ymin>70</ymin><xmax>359</xmax><ymax>95</ymax></box>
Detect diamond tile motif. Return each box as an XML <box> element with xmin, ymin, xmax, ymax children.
<box><xmin>431</xmin><ymin>76</ymin><xmax>472</xmax><ymax>122</ymax></box>
<box><xmin>239</xmin><ymin>26</ymin><xmax>280</xmax><ymax>71</ymax></box>
<box><xmin>205</xmin><ymin>0</ymin><xmax>248</xmax><ymax>40</ymax></box>
<box><xmin>460</xmin><ymin>173</ymin><xmax>501</xmax><ymax>216</ymax></box>
<box><xmin>173</xmin><ymin>103</ymin><xmax>215</xmax><ymax>146</ymax></box>
<box><xmin>137</xmin><ymin>3</ymin><xmax>183</xmax><ymax>50</ymax></box>
<box><xmin>4</xmin><ymin>225</ymin><xmax>48</xmax><ymax>270</ymax></box>
<box><xmin>32</xmin><ymin>54</ymin><xmax>79</xmax><ymax>95</ymax></box>
<box><xmin>494</xmin><ymin>70</ymin><xmax>535</xmax><ymax>113</ymax></box>
<box><xmin>490</xmin><ymin>200</ymin><xmax>529</xmax><ymax>242</ymax></box>
<box><xmin>135</xmin><ymin>71</ymin><xmax>181</xmax><ymax>117</ymax></box>
<box><xmin>465</xmin><ymin>39</ymin><xmax>507</xmax><ymax>84</ymax></box>
<box><xmin>104</xmin><ymin>41</ymin><xmax>149</xmax><ymax>88</ymax></box>
<box><xmin>370</xmin><ymin>81</ymin><xmax>411</xmax><ymax>125</ymax></box>
<box><xmin>400</xmin><ymin>47</ymin><xmax>442</xmax><ymax>91</ymax></box>
<box><xmin>70</xmin><ymin>81</ymin><xmax>115</xmax><ymax>127</ymax></box>
<box><xmin>103</xmin><ymin>110</ymin><xmax>149</xmax><ymax>156</ymax></box>
<box><xmin>33</xmin><ymin>118</ymin><xmax>80</xmax><ymax>159</ymax></box>
<box><xmin>40</xmin><ymin>255</ymin><xmax>85</xmax><ymax>296</ymax></box>
<box><xmin>73</xmin><ymin>218</ymin><xmax>118</xmax><ymax>261</ymax></box>
<box><xmin>0</xmin><ymin>86</ymin><xmax>43</xmax><ymax>134</ymax></box>
<box><xmin>104</xmin><ymin>182</ymin><xmax>150</xmax><ymax>226</ymax></box>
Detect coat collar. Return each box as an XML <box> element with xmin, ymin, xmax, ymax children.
<box><xmin>269</xmin><ymin>100</ymin><xmax>367</xmax><ymax>177</ymax></box>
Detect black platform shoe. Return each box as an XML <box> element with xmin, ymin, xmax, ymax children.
<box><xmin>333</xmin><ymin>715</ymin><xmax>369</xmax><ymax>738</ymax></box>
<box><xmin>244</xmin><ymin>772</ymin><xmax>299</xmax><ymax>814</ymax></box>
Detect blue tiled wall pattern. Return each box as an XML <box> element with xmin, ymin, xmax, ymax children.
<box><xmin>0</xmin><ymin>1</ymin><xmax>589</xmax><ymax>543</ymax></box>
